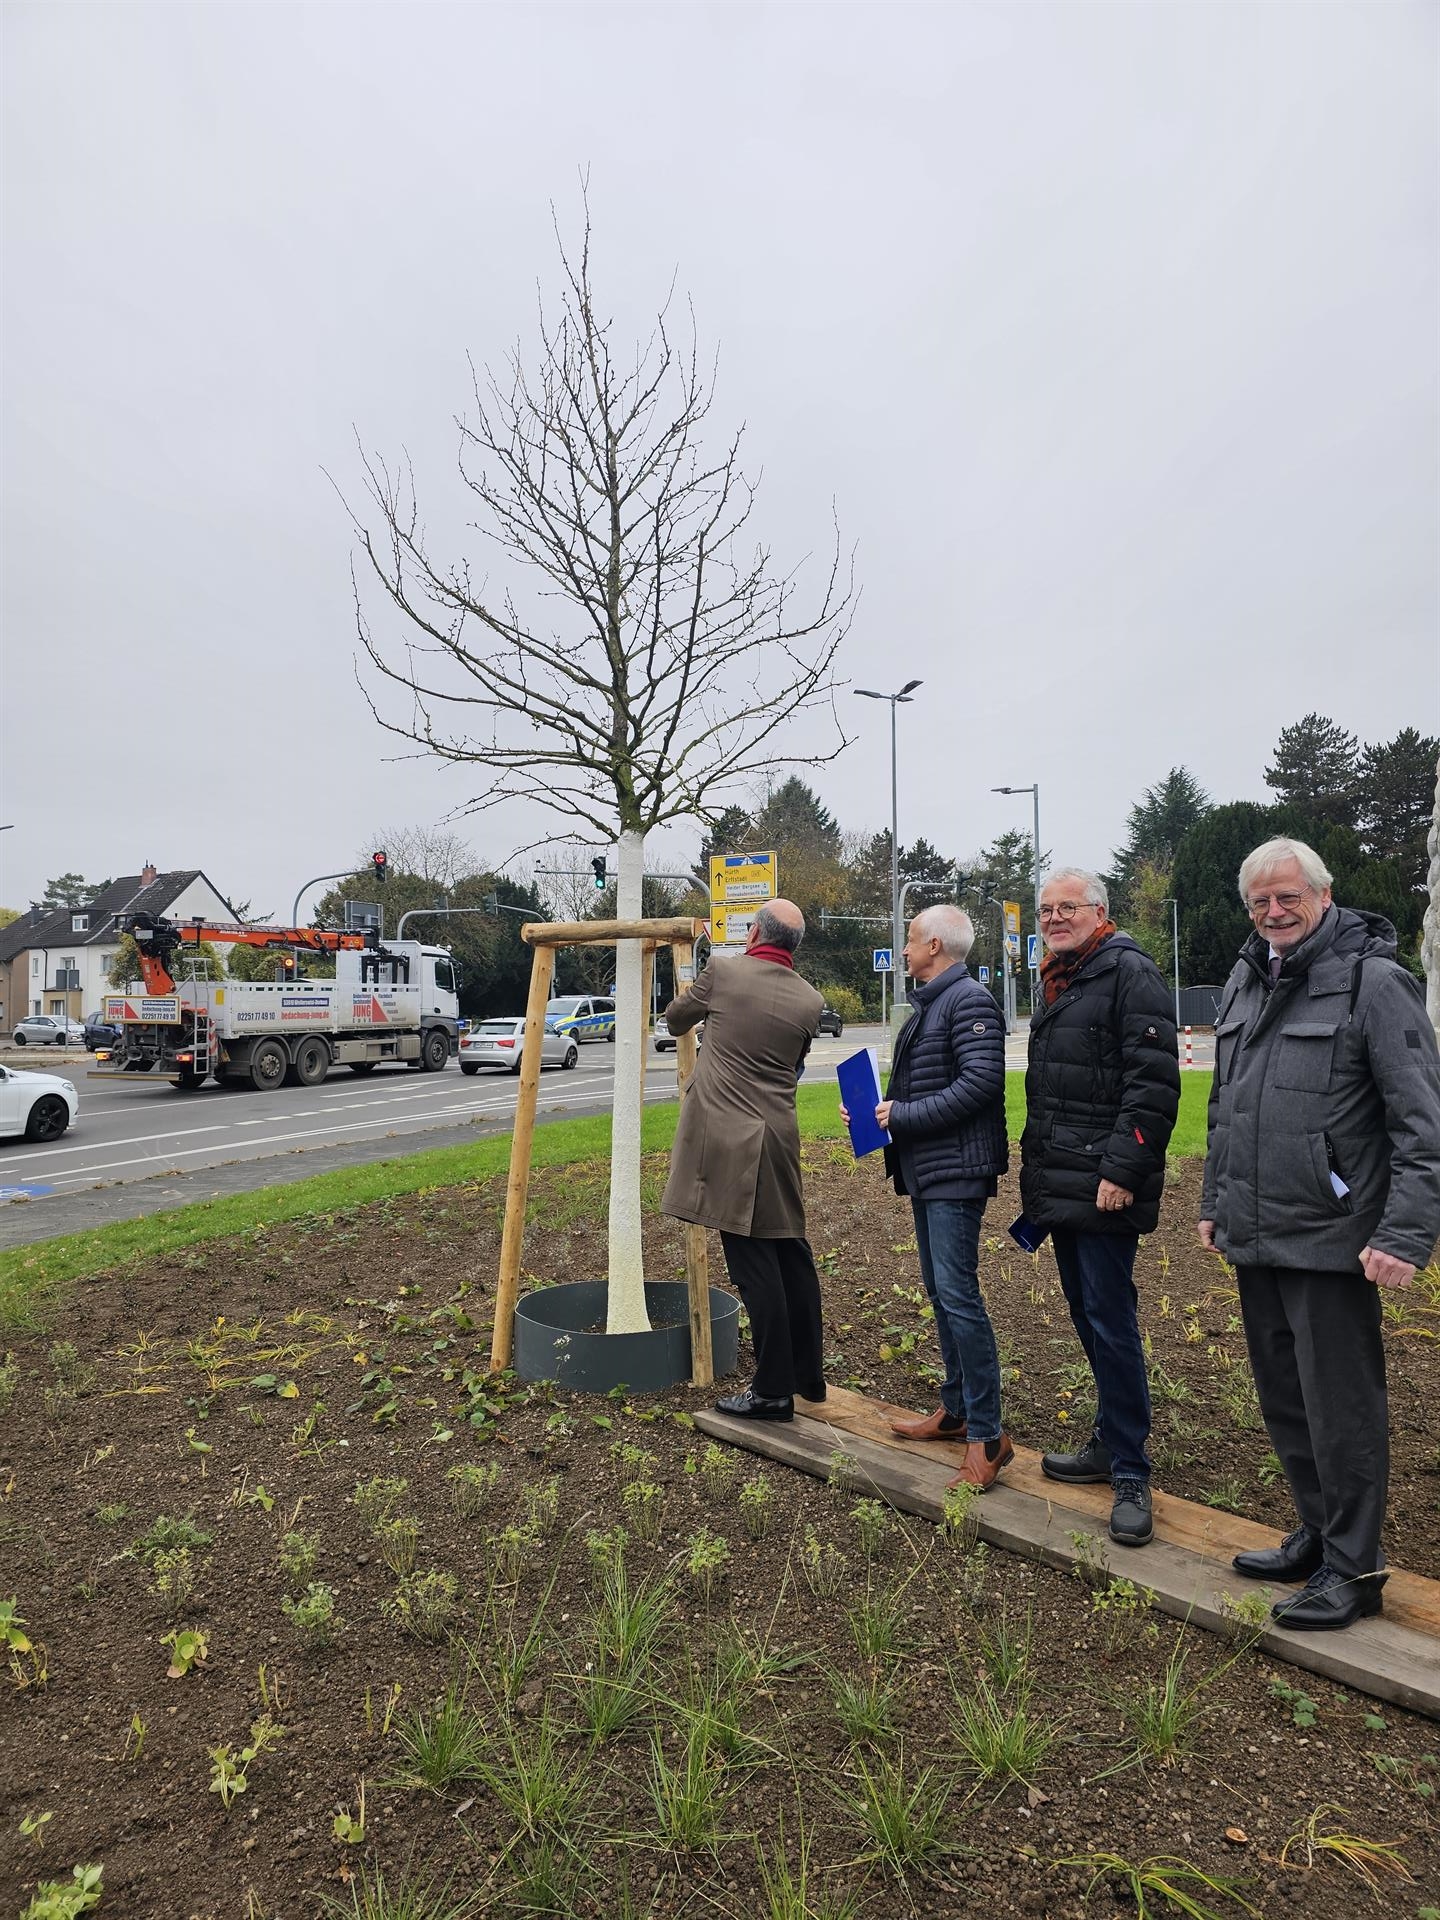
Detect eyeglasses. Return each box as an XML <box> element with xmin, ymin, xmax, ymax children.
<box><xmin>1038</xmin><ymin>902</ymin><xmax>1094</xmax><ymax>922</ymax></box>
<box><xmin>1246</xmin><ymin>890</ymin><xmax>1308</xmax><ymax>916</ymax></box>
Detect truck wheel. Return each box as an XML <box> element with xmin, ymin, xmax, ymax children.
<box><xmin>25</xmin><ymin>1095</ymin><xmax>69</xmax><ymax>1142</ymax></box>
<box><xmin>293</xmin><ymin>1037</ymin><xmax>330</xmax><ymax>1087</ymax></box>
<box><xmin>174</xmin><ymin>1071</ymin><xmax>206</xmax><ymax>1092</ymax></box>
<box><xmin>418</xmin><ymin>1028</ymin><xmax>449</xmax><ymax>1073</ymax></box>
<box><xmin>249</xmin><ymin>1040</ymin><xmax>287</xmax><ymax>1092</ymax></box>
<box><xmin>348</xmin><ymin>1062</ymin><xmax>378</xmax><ymax>1076</ymax></box>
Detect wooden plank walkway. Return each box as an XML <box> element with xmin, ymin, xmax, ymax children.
<box><xmin>694</xmin><ymin>1385</ymin><xmax>1440</xmax><ymax>1721</ymax></box>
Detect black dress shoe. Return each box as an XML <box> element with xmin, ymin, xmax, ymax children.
<box><xmin>797</xmin><ymin>1381</ymin><xmax>827</xmax><ymax>1403</ymax></box>
<box><xmin>1271</xmin><ymin>1562</ymin><xmax>1386</xmax><ymax>1632</ymax></box>
<box><xmin>1233</xmin><ymin>1524</ymin><xmax>1323</xmax><ymax>1584</ymax></box>
<box><xmin>715</xmin><ymin>1388</ymin><xmax>793</xmax><ymax>1422</ymax></box>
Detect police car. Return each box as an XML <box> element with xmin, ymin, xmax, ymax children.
<box><xmin>544</xmin><ymin>995</ymin><xmax>616</xmax><ymax>1043</ymax></box>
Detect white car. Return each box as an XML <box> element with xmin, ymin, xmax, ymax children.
<box><xmin>0</xmin><ymin>1063</ymin><xmax>78</xmax><ymax>1142</ymax></box>
<box><xmin>459</xmin><ymin>1018</ymin><xmax>580</xmax><ymax>1076</ymax></box>
<box><xmin>11</xmin><ymin>1014</ymin><xmax>85</xmax><ymax>1047</ymax></box>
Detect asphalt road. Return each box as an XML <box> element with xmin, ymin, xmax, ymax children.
<box><xmin>0</xmin><ymin>1020</ymin><xmax>1212</xmax><ymax>1249</ymax></box>
<box><xmin>0</xmin><ymin>1027</ymin><xmax>880</xmax><ymax>1245</ymax></box>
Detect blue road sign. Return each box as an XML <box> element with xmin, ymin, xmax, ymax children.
<box><xmin>978</xmin><ymin>965</ymin><xmax>990</xmax><ymax>984</ymax></box>
<box><xmin>1027</xmin><ymin>933</ymin><xmax>1039</xmax><ymax>969</ymax></box>
<box><xmin>872</xmin><ymin>948</ymin><xmax>894</xmax><ymax>973</ymax></box>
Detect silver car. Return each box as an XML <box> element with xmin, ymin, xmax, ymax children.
<box><xmin>11</xmin><ymin>1014</ymin><xmax>85</xmax><ymax>1047</ymax></box>
<box><xmin>459</xmin><ymin>1018</ymin><xmax>580</xmax><ymax>1076</ymax></box>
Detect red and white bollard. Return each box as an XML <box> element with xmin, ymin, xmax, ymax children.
<box><xmin>1183</xmin><ymin>1025</ymin><xmax>1193</xmax><ymax>1066</ymax></box>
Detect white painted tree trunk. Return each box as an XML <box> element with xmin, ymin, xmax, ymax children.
<box><xmin>606</xmin><ymin>826</ymin><xmax>651</xmax><ymax>1332</ymax></box>
<box><xmin>1424</xmin><ymin>753</ymin><xmax>1440</xmax><ymax>1034</ymax></box>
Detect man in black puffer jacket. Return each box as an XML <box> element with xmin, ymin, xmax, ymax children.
<box><xmin>1022</xmin><ymin>867</ymin><xmax>1180</xmax><ymax>1546</ymax></box>
<box><xmin>846</xmin><ymin>903</ymin><xmax>1011</xmax><ymax>1490</ymax></box>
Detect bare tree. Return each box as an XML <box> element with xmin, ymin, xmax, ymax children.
<box><xmin>343</xmin><ymin>205</ymin><xmax>854</xmax><ymax>1332</ymax></box>
<box><xmin>360</xmin><ymin>826</ymin><xmax>477</xmax><ymax>891</ymax></box>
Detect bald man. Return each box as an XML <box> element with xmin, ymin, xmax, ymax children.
<box><xmin>661</xmin><ymin>900</ymin><xmax>827</xmax><ymax>1419</ymax></box>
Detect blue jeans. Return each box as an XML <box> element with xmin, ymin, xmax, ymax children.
<box><xmin>1051</xmin><ymin>1229</ymin><xmax>1151</xmax><ymax>1482</ymax></box>
<box><xmin>911</xmin><ymin>1198</ymin><xmax>1003</xmax><ymax>1443</ymax></box>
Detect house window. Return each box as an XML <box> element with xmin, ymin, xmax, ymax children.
<box><xmin>72</xmin><ymin>914</ymin><xmax>89</xmax><ymax>933</ymax></box>
<box><xmin>31</xmin><ymin>956</ymin><xmax>40</xmax><ymax>976</ymax></box>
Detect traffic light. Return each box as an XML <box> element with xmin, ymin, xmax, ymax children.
<box><xmin>484</xmin><ymin>891</ymin><xmax>499</xmax><ymax>915</ymax></box>
<box><xmin>372</xmin><ymin>850</ymin><xmax>389</xmax><ymax>885</ymax></box>
<box><xmin>591</xmin><ymin>857</ymin><xmax>607</xmax><ymax>891</ymax></box>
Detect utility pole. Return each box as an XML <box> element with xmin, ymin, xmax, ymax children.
<box><xmin>1162</xmin><ymin>896</ymin><xmax>1181</xmax><ymax>1030</ymax></box>
<box><xmin>855</xmin><ymin>679</ymin><xmax>922</xmax><ymax>1005</ymax></box>
<box><xmin>992</xmin><ymin>783</ymin><xmax>1041</xmax><ymax>1013</ymax></box>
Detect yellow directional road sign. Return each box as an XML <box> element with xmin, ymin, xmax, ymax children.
<box><xmin>710</xmin><ymin>852</ymin><xmax>779</xmax><ymax>945</ymax></box>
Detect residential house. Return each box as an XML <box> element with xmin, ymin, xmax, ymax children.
<box><xmin>0</xmin><ymin>866</ymin><xmax>238</xmax><ymax>1031</ymax></box>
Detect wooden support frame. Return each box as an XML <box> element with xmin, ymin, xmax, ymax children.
<box><xmin>489</xmin><ymin>915</ymin><xmax>711</xmax><ymax>1380</ymax></box>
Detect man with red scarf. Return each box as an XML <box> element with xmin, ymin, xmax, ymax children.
<box><xmin>1021</xmin><ymin>867</ymin><xmax>1180</xmax><ymax>1545</ymax></box>
<box><xmin>662</xmin><ymin>899</ymin><xmax>826</xmax><ymax>1420</ymax></box>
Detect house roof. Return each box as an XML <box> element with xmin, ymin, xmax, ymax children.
<box><xmin>0</xmin><ymin>870</ymin><xmax>237</xmax><ymax>965</ymax></box>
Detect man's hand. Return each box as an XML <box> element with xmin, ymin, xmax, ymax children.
<box><xmin>1198</xmin><ymin>1218</ymin><xmax>1217</xmax><ymax>1250</ymax></box>
<box><xmin>1360</xmin><ymin>1245</ymin><xmax>1415</xmax><ymax>1289</ymax></box>
<box><xmin>1096</xmin><ymin>1179</ymin><xmax>1133</xmax><ymax>1214</ymax></box>
<box><xmin>875</xmin><ymin>1100</ymin><xmax>892</xmax><ymax>1129</ymax></box>
<box><xmin>838</xmin><ymin>1102</ymin><xmax>850</xmax><ymax>1125</ymax></box>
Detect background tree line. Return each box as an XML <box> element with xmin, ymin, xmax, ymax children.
<box><xmin>35</xmin><ymin>712</ymin><xmax>1440</xmax><ymax>1016</ymax></box>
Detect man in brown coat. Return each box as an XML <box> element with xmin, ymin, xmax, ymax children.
<box><xmin>661</xmin><ymin>899</ymin><xmax>825</xmax><ymax>1420</ymax></box>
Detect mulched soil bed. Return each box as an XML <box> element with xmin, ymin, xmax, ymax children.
<box><xmin>3</xmin><ymin>1148</ymin><xmax>1437</xmax><ymax>1918</ymax></box>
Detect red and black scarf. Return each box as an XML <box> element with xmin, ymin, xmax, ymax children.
<box><xmin>1039</xmin><ymin>918</ymin><xmax>1117</xmax><ymax>1004</ymax></box>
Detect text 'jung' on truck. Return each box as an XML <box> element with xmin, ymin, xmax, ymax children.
<box><xmin>92</xmin><ymin>913</ymin><xmax>461</xmax><ymax>1091</ymax></box>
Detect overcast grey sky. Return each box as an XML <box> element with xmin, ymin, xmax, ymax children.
<box><xmin>3</xmin><ymin>0</ymin><xmax>1436</xmax><ymax>918</ymax></box>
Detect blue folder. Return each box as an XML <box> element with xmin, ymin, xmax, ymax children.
<box><xmin>836</xmin><ymin>1047</ymin><xmax>891</xmax><ymax>1158</ymax></box>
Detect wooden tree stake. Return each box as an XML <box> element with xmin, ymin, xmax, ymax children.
<box><xmin>489</xmin><ymin>941</ymin><xmax>556</xmax><ymax>1371</ymax></box>
<box><xmin>670</xmin><ymin>938</ymin><xmax>713</xmax><ymax>1386</ymax></box>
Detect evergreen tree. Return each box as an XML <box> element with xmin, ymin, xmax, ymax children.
<box><xmin>38</xmin><ymin>872</ymin><xmax>111</xmax><ymax>910</ymax></box>
<box><xmin>1263</xmin><ymin>714</ymin><xmax>1361</xmax><ymax>828</ymax></box>
<box><xmin>1357</xmin><ymin>726</ymin><xmax>1438</xmax><ymax>893</ymax></box>
<box><xmin>1107</xmin><ymin>767</ymin><xmax>1210</xmax><ymax>919</ymax></box>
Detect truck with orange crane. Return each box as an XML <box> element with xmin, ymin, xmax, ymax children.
<box><xmin>92</xmin><ymin>912</ymin><xmax>460</xmax><ymax>1090</ymax></box>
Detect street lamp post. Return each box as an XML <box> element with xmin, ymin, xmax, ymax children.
<box><xmin>1162</xmin><ymin>896</ymin><xmax>1181</xmax><ymax>1030</ymax></box>
<box><xmin>855</xmin><ymin>680</ymin><xmax>922</xmax><ymax>990</ymax></box>
<box><xmin>992</xmin><ymin>783</ymin><xmax>1041</xmax><ymax>1010</ymax></box>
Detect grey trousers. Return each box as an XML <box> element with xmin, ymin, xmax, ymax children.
<box><xmin>1236</xmin><ymin>1264</ymin><xmax>1387</xmax><ymax>1580</ymax></box>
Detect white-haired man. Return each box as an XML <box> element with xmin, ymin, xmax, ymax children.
<box><xmin>844</xmin><ymin>904</ymin><xmax>1011</xmax><ymax>1487</ymax></box>
<box><xmin>1201</xmin><ymin>837</ymin><xmax>1440</xmax><ymax>1630</ymax></box>
<box><xmin>1022</xmin><ymin>868</ymin><xmax>1181</xmax><ymax>1546</ymax></box>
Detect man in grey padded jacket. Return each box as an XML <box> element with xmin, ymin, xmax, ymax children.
<box><xmin>1200</xmin><ymin>837</ymin><xmax>1440</xmax><ymax>1631</ymax></box>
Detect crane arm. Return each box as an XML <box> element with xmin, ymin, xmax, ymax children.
<box><xmin>124</xmin><ymin>913</ymin><xmax>375</xmax><ymax>995</ymax></box>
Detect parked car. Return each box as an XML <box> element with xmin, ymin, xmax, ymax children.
<box><xmin>817</xmin><ymin>1004</ymin><xmax>845</xmax><ymax>1037</ymax></box>
<box><xmin>653</xmin><ymin>1016</ymin><xmax>703</xmax><ymax>1054</ymax></box>
<box><xmin>544</xmin><ymin>995</ymin><xmax>616</xmax><ymax>1043</ymax></box>
<box><xmin>0</xmin><ymin>1063</ymin><xmax>78</xmax><ymax>1141</ymax></box>
<box><xmin>460</xmin><ymin>1018</ymin><xmax>580</xmax><ymax>1076</ymax></box>
<box><xmin>11</xmin><ymin>1014</ymin><xmax>85</xmax><ymax>1047</ymax></box>
<box><xmin>84</xmin><ymin>1010</ymin><xmax>122</xmax><ymax>1051</ymax></box>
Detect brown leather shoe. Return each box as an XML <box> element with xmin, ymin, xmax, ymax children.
<box><xmin>947</xmin><ymin>1433</ymin><xmax>1014</xmax><ymax>1490</ymax></box>
<box><xmin>889</xmin><ymin>1406</ymin><xmax>969</xmax><ymax>1443</ymax></box>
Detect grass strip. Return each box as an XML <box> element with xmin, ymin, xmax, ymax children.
<box><xmin>0</xmin><ymin>1071</ymin><xmax>1212</xmax><ymax>1331</ymax></box>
